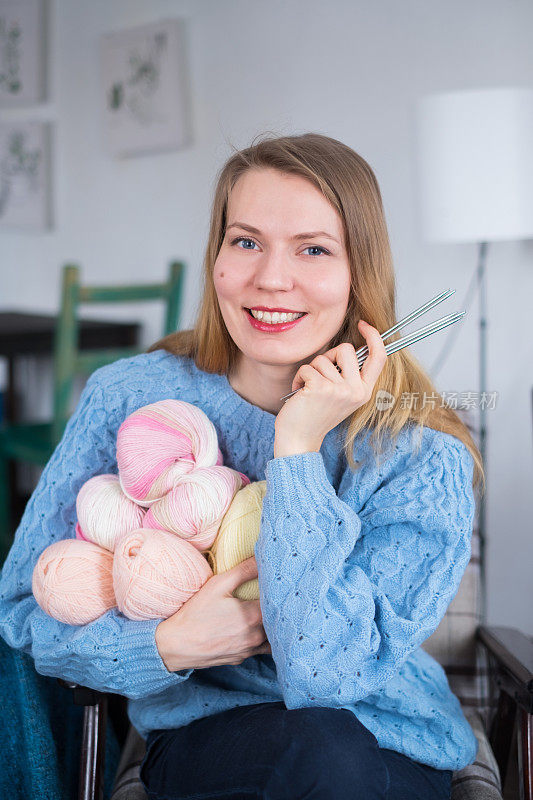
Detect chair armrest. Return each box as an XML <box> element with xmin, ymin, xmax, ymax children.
<box><xmin>476</xmin><ymin>625</ymin><xmax>533</xmax><ymax>713</ymax></box>
<box><xmin>57</xmin><ymin>678</ymin><xmax>110</xmax><ymax>800</ymax></box>
<box><xmin>57</xmin><ymin>677</ymin><xmax>107</xmax><ymax>706</ymax></box>
<box><xmin>57</xmin><ymin>678</ymin><xmax>130</xmax><ymax>749</ymax></box>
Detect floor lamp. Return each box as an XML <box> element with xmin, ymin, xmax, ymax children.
<box><xmin>415</xmin><ymin>87</ymin><xmax>533</xmax><ymax>620</ymax></box>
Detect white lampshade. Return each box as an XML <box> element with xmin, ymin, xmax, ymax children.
<box><xmin>415</xmin><ymin>87</ymin><xmax>533</xmax><ymax>243</ymax></box>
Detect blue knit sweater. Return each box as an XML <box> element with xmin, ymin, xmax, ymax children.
<box><xmin>0</xmin><ymin>350</ymin><xmax>478</xmax><ymax>771</ymax></box>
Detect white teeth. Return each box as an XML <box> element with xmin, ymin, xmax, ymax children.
<box><xmin>249</xmin><ymin>309</ymin><xmax>304</xmax><ymax>323</ymax></box>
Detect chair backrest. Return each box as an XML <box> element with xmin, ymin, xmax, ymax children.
<box><xmin>422</xmin><ymin>407</ymin><xmax>492</xmax><ymax>727</ymax></box>
<box><xmin>52</xmin><ymin>261</ymin><xmax>185</xmax><ymax>442</ymax></box>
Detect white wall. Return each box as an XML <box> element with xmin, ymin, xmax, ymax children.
<box><xmin>1</xmin><ymin>0</ymin><xmax>532</xmax><ymax>634</ymax></box>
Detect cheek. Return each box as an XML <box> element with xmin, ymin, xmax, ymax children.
<box><xmin>213</xmin><ymin>256</ymin><xmax>244</xmax><ymax>301</ymax></box>
<box><xmin>312</xmin><ymin>274</ymin><xmax>350</xmax><ymax>307</ymax></box>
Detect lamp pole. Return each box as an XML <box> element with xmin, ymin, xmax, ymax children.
<box><xmin>477</xmin><ymin>241</ymin><xmax>488</xmax><ymax>622</ymax></box>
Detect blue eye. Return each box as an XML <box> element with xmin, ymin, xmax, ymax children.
<box><xmin>231</xmin><ymin>237</ymin><xmax>257</xmax><ymax>250</ymax></box>
<box><xmin>303</xmin><ymin>246</ymin><xmax>329</xmax><ymax>256</ymax></box>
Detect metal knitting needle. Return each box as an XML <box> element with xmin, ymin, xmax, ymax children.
<box><xmin>356</xmin><ymin>311</ymin><xmax>463</xmax><ymax>368</ymax></box>
<box><xmin>355</xmin><ymin>288</ymin><xmax>455</xmax><ymax>362</ymax></box>
<box><xmin>279</xmin><ymin>289</ymin><xmax>455</xmax><ymax>401</ymax></box>
<box><xmin>357</xmin><ymin>311</ymin><xmax>466</xmax><ymax>369</ymax></box>
<box><xmin>279</xmin><ymin>310</ymin><xmax>465</xmax><ymax>401</ymax></box>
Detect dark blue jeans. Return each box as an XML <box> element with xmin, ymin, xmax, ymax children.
<box><xmin>139</xmin><ymin>701</ymin><xmax>452</xmax><ymax>799</ymax></box>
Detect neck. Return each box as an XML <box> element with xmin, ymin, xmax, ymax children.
<box><xmin>228</xmin><ymin>357</ymin><xmax>300</xmax><ymax>416</ymax></box>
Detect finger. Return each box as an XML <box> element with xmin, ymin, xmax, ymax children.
<box><xmin>249</xmin><ymin>627</ymin><xmax>269</xmax><ymax>648</ymax></box>
<box><xmin>213</xmin><ymin>638</ymin><xmax>271</xmax><ymax>668</ymax></box>
<box><xmin>332</xmin><ymin>343</ymin><xmax>363</xmax><ymax>385</ymax></box>
<box><xmin>216</xmin><ymin>556</ymin><xmax>258</xmax><ymax>594</ymax></box>
<box><xmin>291</xmin><ymin>363</ymin><xmax>318</xmax><ymax>393</ymax></box>
<box><xmin>309</xmin><ymin>353</ymin><xmax>345</xmax><ymax>383</ymax></box>
<box><xmin>237</xmin><ymin>599</ymin><xmax>263</xmax><ymax>625</ymax></box>
<box><xmin>238</xmin><ymin>639</ymin><xmax>271</xmax><ymax>660</ymax></box>
<box><xmin>357</xmin><ymin>321</ymin><xmax>387</xmax><ymax>388</ymax></box>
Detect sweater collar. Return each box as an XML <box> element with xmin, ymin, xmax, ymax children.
<box><xmin>193</xmin><ymin>366</ymin><xmax>277</xmax><ymax>473</ymax></box>
<box><xmin>185</xmin><ymin>355</ymin><xmax>349</xmax><ymax>480</ymax></box>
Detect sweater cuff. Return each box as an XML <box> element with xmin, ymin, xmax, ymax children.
<box><xmin>120</xmin><ymin>617</ymin><xmax>193</xmax><ymax>696</ymax></box>
<box><xmin>265</xmin><ymin>451</ymin><xmax>337</xmax><ymax>507</ymax></box>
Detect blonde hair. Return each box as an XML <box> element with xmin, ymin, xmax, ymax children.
<box><xmin>148</xmin><ymin>132</ymin><xmax>484</xmax><ymax>493</ymax></box>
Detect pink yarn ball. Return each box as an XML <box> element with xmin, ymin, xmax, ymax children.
<box><xmin>116</xmin><ymin>399</ymin><xmax>224</xmax><ymax>507</ymax></box>
<box><xmin>76</xmin><ymin>474</ymin><xmax>146</xmax><ymax>551</ymax></box>
<box><xmin>32</xmin><ymin>539</ymin><xmax>116</xmax><ymax>625</ymax></box>
<box><xmin>75</xmin><ymin>523</ymin><xmax>89</xmax><ymax>542</ymax></box>
<box><xmin>112</xmin><ymin>528</ymin><xmax>213</xmax><ymax>620</ymax></box>
<box><xmin>142</xmin><ymin>466</ymin><xmax>250</xmax><ymax>551</ymax></box>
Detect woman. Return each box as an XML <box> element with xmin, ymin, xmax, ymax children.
<box><xmin>0</xmin><ymin>133</ymin><xmax>484</xmax><ymax>800</ymax></box>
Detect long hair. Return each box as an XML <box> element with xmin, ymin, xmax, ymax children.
<box><xmin>148</xmin><ymin>132</ymin><xmax>484</xmax><ymax>492</ymax></box>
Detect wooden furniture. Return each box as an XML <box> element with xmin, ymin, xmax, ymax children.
<box><xmin>0</xmin><ymin>311</ymin><xmax>140</xmax><ymax>551</ymax></box>
<box><xmin>477</xmin><ymin>626</ymin><xmax>533</xmax><ymax>799</ymax></box>
<box><xmin>0</xmin><ymin>312</ymin><xmax>140</xmax><ymax>425</ymax></box>
<box><xmin>0</xmin><ymin>260</ymin><xmax>186</xmax><ymax>560</ymax></box>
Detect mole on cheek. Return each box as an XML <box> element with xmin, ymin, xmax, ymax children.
<box><xmin>219</xmin><ymin>272</ymin><xmax>224</xmax><ymax>278</ymax></box>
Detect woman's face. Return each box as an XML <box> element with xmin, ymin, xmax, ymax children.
<box><xmin>213</xmin><ymin>168</ymin><xmax>352</xmax><ymax>371</ymax></box>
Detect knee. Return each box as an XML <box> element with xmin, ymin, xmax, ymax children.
<box><xmin>267</xmin><ymin>707</ymin><xmax>389</xmax><ymax>800</ymax></box>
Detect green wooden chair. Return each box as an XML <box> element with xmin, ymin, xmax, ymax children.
<box><xmin>0</xmin><ymin>260</ymin><xmax>186</xmax><ymax>562</ymax></box>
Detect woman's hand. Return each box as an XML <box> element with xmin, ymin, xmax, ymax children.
<box><xmin>155</xmin><ymin>556</ymin><xmax>271</xmax><ymax>672</ymax></box>
<box><xmin>274</xmin><ymin>320</ymin><xmax>387</xmax><ymax>458</ymax></box>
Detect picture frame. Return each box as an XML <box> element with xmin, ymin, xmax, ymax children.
<box><xmin>101</xmin><ymin>17</ymin><xmax>192</xmax><ymax>158</ymax></box>
<box><xmin>0</xmin><ymin>0</ymin><xmax>46</xmax><ymax>106</ymax></box>
<box><xmin>0</xmin><ymin>120</ymin><xmax>52</xmax><ymax>230</ymax></box>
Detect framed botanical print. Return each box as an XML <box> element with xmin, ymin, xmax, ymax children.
<box><xmin>101</xmin><ymin>18</ymin><xmax>192</xmax><ymax>158</ymax></box>
<box><xmin>0</xmin><ymin>120</ymin><xmax>52</xmax><ymax>230</ymax></box>
<box><xmin>0</xmin><ymin>0</ymin><xmax>46</xmax><ymax>106</ymax></box>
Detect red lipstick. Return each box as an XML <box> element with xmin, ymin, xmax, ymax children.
<box><xmin>243</xmin><ymin>307</ymin><xmax>307</xmax><ymax>332</ymax></box>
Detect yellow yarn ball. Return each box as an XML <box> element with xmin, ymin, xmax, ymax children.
<box><xmin>207</xmin><ymin>480</ymin><xmax>266</xmax><ymax>600</ymax></box>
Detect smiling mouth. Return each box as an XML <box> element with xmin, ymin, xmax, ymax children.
<box><xmin>244</xmin><ymin>308</ymin><xmax>307</xmax><ymax>320</ymax></box>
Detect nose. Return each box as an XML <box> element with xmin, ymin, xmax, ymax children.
<box><xmin>253</xmin><ymin>246</ymin><xmax>294</xmax><ymax>291</ymax></box>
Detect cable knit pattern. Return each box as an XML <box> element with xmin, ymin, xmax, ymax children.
<box><xmin>0</xmin><ymin>350</ymin><xmax>478</xmax><ymax>771</ymax></box>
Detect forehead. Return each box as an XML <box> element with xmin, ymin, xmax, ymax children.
<box><xmin>227</xmin><ymin>168</ymin><xmax>343</xmax><ymax>235</ymax></box>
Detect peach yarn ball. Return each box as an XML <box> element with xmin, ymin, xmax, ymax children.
<box><xmin>116</xmin><ymin>399</ymin><xmax>224</xmax><ymax>507</ymax></box>
<box><xmin>143</xmin><ymin>465</ymin><xmax>251</xmax><ymax>551</ymax></box>
<box><xmin>112</xmin><ymin>528</ymin><xmax>213</xmax><ymax>621</ymax></box>
<box><xmin>75</xmin><ymin>474</ymin><xmax>146</xmax><ymax>551</ymax></box>
<box><xmin>207</xmin><ymin>480</ymin><xmax>267</xmax><ymax>600</ymax></box>
<box><xmin>32</xmin><ymin>539</ymin><xmax>116</xmax><ymax>625</ymax></box>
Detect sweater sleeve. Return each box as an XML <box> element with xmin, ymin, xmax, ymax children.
<box><xmin>0</xmin><ymin>371</ymin><xmax>193</xmax><ymax>700</ymax></box>
<box><xmin>254</xmin><ymin>430</ymin><xmax>475</xmax><ymax>708</ymax></box>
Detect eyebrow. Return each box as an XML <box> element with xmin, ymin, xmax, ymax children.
<box><xmin>226</xmin><ymin>221</ymin><xmax>340</xmax><ymax>244</ymax></box>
